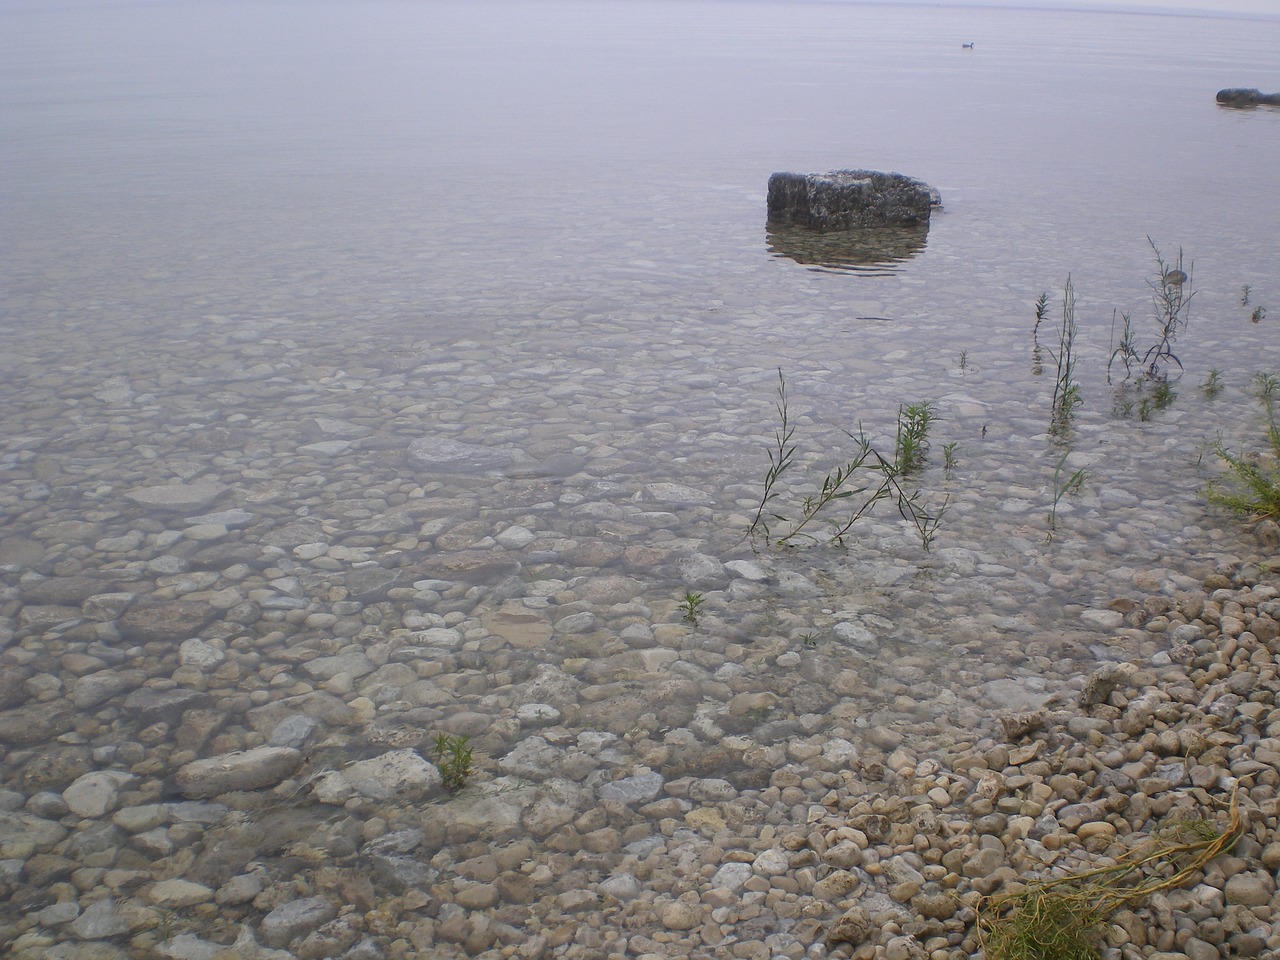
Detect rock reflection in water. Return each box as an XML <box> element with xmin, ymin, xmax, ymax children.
<box><xmin>765</xmin><ymin>221</ymin><xmax>929</xmax><ymax>275</ymax></box>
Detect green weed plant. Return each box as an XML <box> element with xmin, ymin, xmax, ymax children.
<box><xmin>679</xmin><ymin>591</ymin><xmax>705</xmax><ymax>625</ymax></box>
<box><xmin>1206</xmin><ymin>373</ymin><xmax>1280</xmax><ymax>521</ymax></box>
<box><xmin>748</xmin><ymin>370</ymin><xmax>945</xmax><ymax>550</ymax></box>
<box><xmin>895</xmin><ymin>401</ymin><xmax>937</xmax><ymax>475</ymax></box>
<box><xmin>433</xmin><ymin>733</ymin><xmax>475</xmax><ymax>792</ymax></box>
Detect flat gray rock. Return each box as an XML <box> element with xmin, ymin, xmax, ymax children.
<box><xmin>0</xmin><ymin>809</ymin><xmax>68</xmax><ymax>854</ymax></box>
<box><xmin>124</xmin><ymin>481</ymin><xmax>229</xmax><ymax>513</ymax></box>
<box><xmin>150</xmin><ymin>933</ymin><xmax>224</xmax><ymax>960</ymax></box>
<box><xmin>338</xmin><ymin>748</ymin><xmax>442</xmax><ymax>801</ymax></box>
<box><xmin>981</xmin><ymin>677</ymin><xmax>1053</xmax><ymax>713</ymax></box>
<box><xmin>833</xmin><ymin>622</ymin><xmax>877</xmax><ymax>649</ymax></box>
<box><xmin>68</xmin><ymin>897</ymin><xmax>132</xmax><ymax>940</ymax></box>
<box><xmin>407</xmin><ymin>436</ymin><xmax>522</xmax><ymax>473</ymax></box>
<box><xmin>0</xmin><ymin>701</ymin><xmax>74</xmax><ymax>747</ymax></box>
<box><xmin>260</xmin><ymin>896</ymin><xmax>337</xmax><ymax>949</ymax></box>
<box><xmin>183</xmin><ymin>508</ymin><xmax>254</xmax><ymax>528</ymax></box>
<box><xmin>344</xmin><ymin>566</ymin><xmax>401</xmax><ymax>600</ymax></box>
<box><xmin>301</xmin><ymin>416</ymin><xmax>369</xmax><ymax>439</ymax></box>
<box><xmin>639</xmin><ymin>482</ymin><xmax>713</xmax><ymax>505</ymax></box>
<box><xmin>597</xmin><ymin>770</ymin><xmax>664</xmax><ymax>805</ymax></box>
<box><xmin>678</xmin><ymin>553</ymin><xmax>730</xmax><ymax>591</ymax></box>
<box><xmin>62</xmin><ymin>770</ymin><xmax>136</xmax><ymax>819</ymax></box>
<box><xmin>303</xmin><ymin>652</ymin><xmax>375</xmax><ymax>681</ymax></box>
<box><xmin>118</xmin><ymin>600</ymin><xmax>218</xmax><ymax>642</ymax></box>
<box><xmin>174</xmin><ymin>746</ymin><xmax>303</xmax><ymax>798</ymax></box>
<box><xmin>298</xmin><ymin>440</ymin><xmax>353</xmax><ymax>457</ymax></box>
<box><xmin>498</xmin><ymin>736</ymin><xmax>563</xmax><ymax>780</ymax></box>
<box><xmin>268</xmin><ymin>714</ymin><xmax>319</xmax><ymax>749</ymax></box>
<box><xmin>123</xmin><ymin>687</ymin><xmax>210</xmax><ymax>725</ymax></box>
<box><xmin>21</xmin><ymin>575</ymin><xmax>129</xmax><ymax>604</ymax></box>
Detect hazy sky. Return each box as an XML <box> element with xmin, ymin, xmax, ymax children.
<box><xmin>897</xmin><ymin>0</ymin><xmax>1280</xmax><ymax>16</ymax></box>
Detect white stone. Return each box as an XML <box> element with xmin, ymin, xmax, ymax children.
<box><xmin>1081</xmin><ymin>608</ymin><xmax>1124</xmax><ymax>630</ymax></box>
<box><xmin>179</xmin><ymin>639</ymin><xmax>226</xmax><ymax>670</ymax></box>
<box><xmin>599</xmin><ymin>872</ymin><xmax>642</xmax><ymax>900</ymax></box>
<box><xmin>149</xmin><ymin>878</ymin><xmax>213</xmax><ymax>908</ymax></box>
<box><xmin>414</xmin><ymin>627</ymin><xmax>464</xmax><ymax>649</ymax></box>
<box><xmin>640</xmin><ymin>482</ymin><xmax>712</xmax><ymax>505</ymax></box>
<box><xmin>184</xmin><ymin>523</ymin><xmax>229</xmax><ymax>541</ymax></box>
<box><xmin>833</xmin><ymin>621</ymin><xmax>876</xmax><ymax>648</ymax></box>
<box><xmin>516</xmin><ymin>703</ymin><xmax>561</xmax><ymax>726</ymax></box>
<box><xmin>496</xmin><ymin>525</ymin><xmax>536</xmax><ymax>548</ymax></box>
<box><xmin>175</xmin><ymin>747</ymin><xmax>302</xmax><ymax>798</ymax></box>
<box><xmin>340</xmin><ymin>749</ymin><xmax>442</xmax><ymax>801</ymax></box>
<box><xmin>597</xmin><ymin>770</ymin><xmax>664</xmax><ymax>805</ymax></box>
<box><xmin>753</xmin><ymin>848</ymin><xmax>791</xmax><ymax>876</ymax></box>
<box><xmin>658</xmin><ymin>899</ymin><xmax>702</xmax><ymax>931</ymax></box>
<box><xmin>711</xmin><ymin>862</ymin><xmax>753</xmax><ymax>891</ymax></box>
<box><xmin>638</xmin><ymin>649</ymin><xmax>679</xmax><ymax>672</ymax></box>
<box><xmin>298</xmin><ymin>440</ymin><xmax>353</xmax><ymax>456</ymax></box>
<box><xmin>293</xmin><ymin>542</ymin><xmax>329</xmax><ymax>561</ymax></box>
<box><xmin>63</xmin><ymin>771</ymin><xmax>135</xmax><ymax>819</ymax></box>
<box><xmin>311</xmin><ymin>771</ymin><xmax>354</xmax><ymax>805</ymax></box>
<box><xmin>724</xmin><ymin>559</ymin><xmax>768</xmax><ymax>581</ymax></box>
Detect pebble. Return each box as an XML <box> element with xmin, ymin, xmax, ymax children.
<box><xmin>148</xmin><ymin>879</ymin><xmax>213</xmax><ymax>909</ymax></box>
<box><xmin>320</xmin><ymin>749</ymin><xmax>443</xmax><ymax>802</ymax></box>
<box><xmin>61</xmin><ymin>772</ymin><xmax>133</xmax><ymax>820</ymax></box>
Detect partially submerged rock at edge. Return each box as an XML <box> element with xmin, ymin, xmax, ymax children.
<box><xmin>1216</xmin><ymin>87</ymin><xmax>1280</xmax><ymax>107</ymax></box>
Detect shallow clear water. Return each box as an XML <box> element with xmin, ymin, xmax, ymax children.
<box><xmin>5</xmin><ymin>7</ymin><xmax>1274</xmax><ymax>593</ymax></box>
<box><xmin>3</xmin><ymin>0</ymin><xmax>1280</xmax><ymax>792</ymax></box>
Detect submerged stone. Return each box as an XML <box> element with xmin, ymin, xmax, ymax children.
<box><xmin>174</xmin><ymin>747</ymin><xmax>303</xmax><ymax>798</ymax></box>
<box><xmin>117</xmin><ymin>600</ymin><xmax>217</xmax><ymax>643</ymax></box>
<box><xmin>407</xmin><ymin>436</ymin><xmax>522</xmax><ymax>473</ymax></box>
<box><xmin>123</xmin><ymin>481</ymin><xmax>229</xmax><ymax>513</ymax></box>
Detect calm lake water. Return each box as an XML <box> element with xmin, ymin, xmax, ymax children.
<box><xmin>2</xmin><ymin>0</ymin><xmax>1280</xmax><ymax>943</ymax></box>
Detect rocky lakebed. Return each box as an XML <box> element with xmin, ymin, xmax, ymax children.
<box><xmin>2</xmin><ymin>310</ymin><xmax>1279</xmax><ymax>960</ymax></box>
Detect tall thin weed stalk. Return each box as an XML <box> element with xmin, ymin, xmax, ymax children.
<box><xmin>1047</xmin><ymin>451</ymin><xmax>1088</xmax><ymax>538</ymax></box>
<box><xmin>1047</xmin><ymin>277</ymin><xmax>1082</xmax><ymax>434</ymax></box>
<box><xmin>748</xmin><ymin>371</ymin><xmax>946</xmax><ymax>550</ymax></box>
<box><xmin>749</xmin><ymin>369</ymin><xmax>798</xmax><ymax>539</ymax></box>
<box><xmin>1109</xmin><ymin>239</ymin><xmax>1195</xmax><ymax>387</ymax></box>
<box><xmin>1031</xmin><ymin>292</ymin><xmax>1049</xmax><ymax>376</ymax></box>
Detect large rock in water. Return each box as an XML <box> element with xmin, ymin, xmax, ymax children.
<box><xmin>767</xmin><ymin>170</ymin><xmax>938</xmax><ymax>230</ymax></box>
<box><xmin>1216</xmin><ymin>88</ymin><xmax>1280</xmax><ymax>107</ymax></box>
